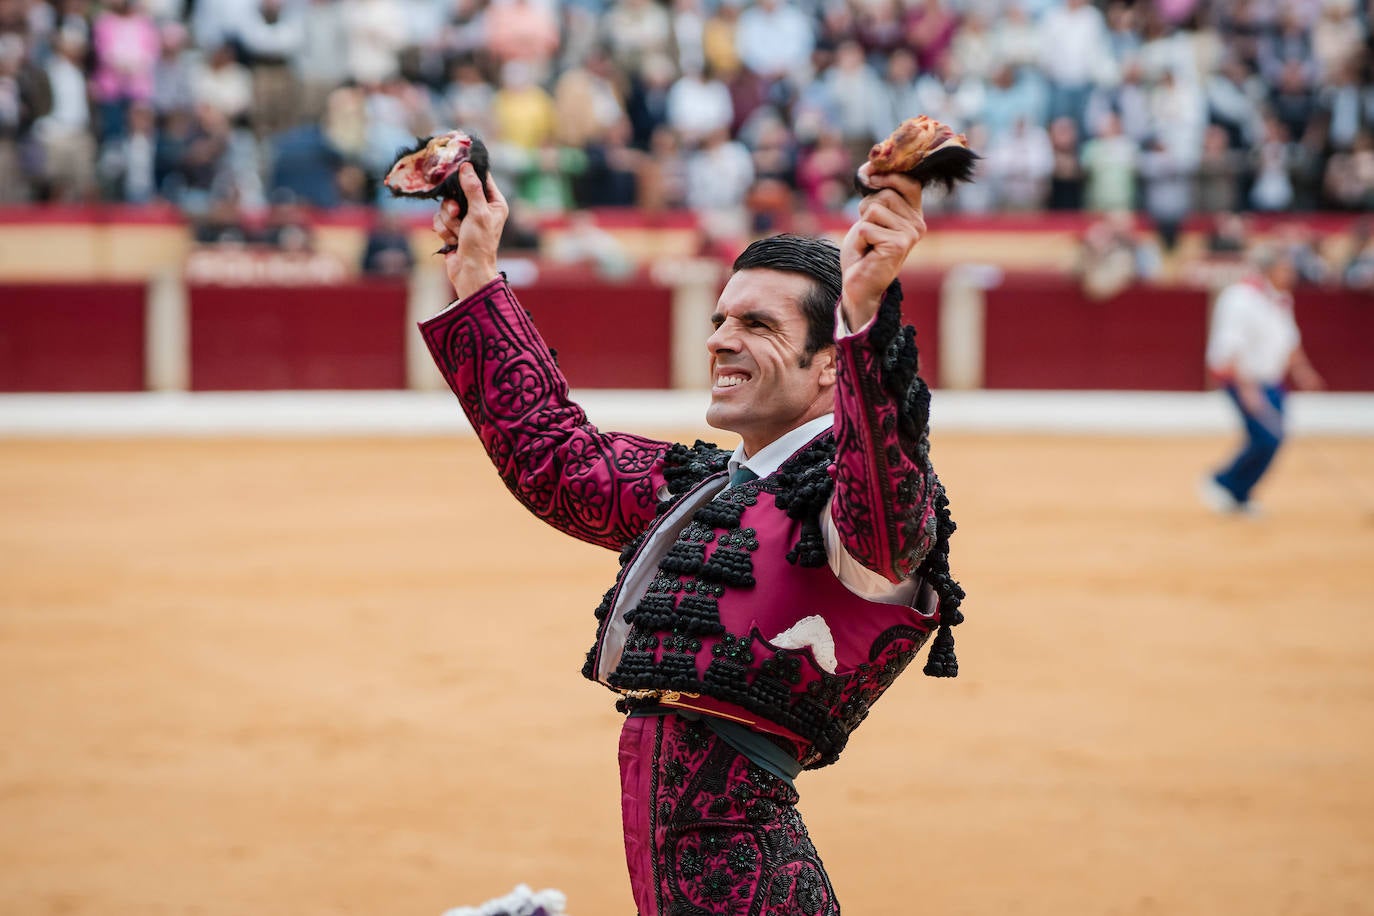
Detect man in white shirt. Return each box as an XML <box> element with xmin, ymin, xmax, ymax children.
<box><xmin>1201</xmin><ymin>248</ymin><xmax>1325</xmax><ymax>514</ymax></box>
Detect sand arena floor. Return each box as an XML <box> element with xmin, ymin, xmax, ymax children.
<box><xmin>2</xmin><ymin>433</ymin><xmax>1372</xmax><ymax>916</ymax></box>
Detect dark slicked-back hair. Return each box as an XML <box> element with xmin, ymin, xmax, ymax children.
<box><xmin>732</xmin><ymin>234</ymin><xmax>842</xmax><ymax>362</ymax></box>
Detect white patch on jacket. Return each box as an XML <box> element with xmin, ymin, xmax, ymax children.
<box><xmin>770</xmin><ymin>615</ymin><xmax>839</xmax><ymax>674</ymax></box>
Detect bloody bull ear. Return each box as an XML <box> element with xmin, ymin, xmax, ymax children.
<box><xmin>384</xmin><ymin>130</ymin><xmax>490</xmax><ymax>219</ymax></box>
<box><xmin>855</xmin><ymin>115</ymin><xmax>979</xmax><ymax>196</ymax></box>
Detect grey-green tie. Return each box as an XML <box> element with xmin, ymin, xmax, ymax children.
<box><xmin>729</xmin><ymin>466</ymin><xmax>759</xmax><ymax>487</ymax></box>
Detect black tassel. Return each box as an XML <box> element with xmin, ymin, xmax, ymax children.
<box><xmin>922</xmin><ymin>623</ymin><xmax>958</xmax><ymax>678</ymax></box>
<box><xmin>786</xmin><ymin>517</ymin><xmax>828</xmax><ymax>568</ymax></box>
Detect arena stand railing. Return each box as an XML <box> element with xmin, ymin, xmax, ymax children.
<box><xmin>1</xmin><ymin>207</ymin><xmax>1371</xmax><ymax>395</ymax></box>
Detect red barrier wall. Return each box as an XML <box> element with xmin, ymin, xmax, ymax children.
<box><xmin>189</xmin><ymin>282</ymin><xmax>408</xmax><ymax>390</ymax></box>
<box><xmin>0</xmin><ymin>283</ymin><xmax>146</xmax><ymax>391</ymax></box>
<box><xmin>509</xmin><ymin>277</ymin><xmax>673</xmax><ymax>389</ymax></box>
<box><xmin>1293</xmin><ymin>289</ymin><xmax>1374</xmax><ymax>392</ymax></box>
<box><xmin>983</xmin><ymin>278</ymin><xmax>1210</xmax><ymax>390</ymax></box>
<box><xmin>899</xmin><ymin>272</ymin><xmax>942</xmax><ymax>387</ymax></box>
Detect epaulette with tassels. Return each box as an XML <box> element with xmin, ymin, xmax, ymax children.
<box><xmin>848</xmin><ymin>280</ymin><xmax>966</xmax><ymax>677</ymax></box>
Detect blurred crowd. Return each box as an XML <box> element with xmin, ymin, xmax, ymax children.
<box><xmin>1</xmin><ymin>0</ymin><xmax>1372</xmax><ymax>244</ymax></box>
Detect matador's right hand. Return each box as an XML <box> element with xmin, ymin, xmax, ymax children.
<box><xmin>433</xmin><ymin>162</ymin><xmax>509</xmax><ymax>301</ymax></box>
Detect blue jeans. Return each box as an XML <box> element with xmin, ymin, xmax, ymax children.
<box><xmin>1214</xmin><ymin>383</ymin><xmax>1286</xmax><ymax>505</ymax></box>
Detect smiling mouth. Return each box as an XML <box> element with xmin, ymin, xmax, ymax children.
<box><xmin>713</xmin><ymin>373</ymin><xmax>752</xmax><ymax>391</ymax></box>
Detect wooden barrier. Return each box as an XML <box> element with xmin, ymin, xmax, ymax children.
<box><xmin>983</xmin><ymin>277</ymin><xmax>1210</xmax><ymax>391</ymax></box>
<box><xmin>0</xmin><ymin>283</ymin><xmax>146</xmax><ymax>391</ymax></box>
<box><xmin>188</xmin><ymin>281</ymin><xmax>408</xmax><ymax>391</ymax></box>
<box><xmin>507</xmin><ymin>272</ymin><xmax>674</xmax><ymax>390</ymax></box>
<box><xmin>1</xmin><ymin>271</ymin><xmax>1368</xmax><ymax>393</ymax></box>
<box><xmin>1294</xmin><ymin>288</ymin><xmax>1374</xmax><ymax>392</ymax></box>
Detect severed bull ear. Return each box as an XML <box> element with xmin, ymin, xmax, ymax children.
<box><xmin>384</xmin><ymin>130</ymin><xmax>490</xmax><ymax>219</ymax></box>
<box><xmin>855</xmin><ymin>116</ymin><xmax>979</xmax><ymax>196</ymax></box>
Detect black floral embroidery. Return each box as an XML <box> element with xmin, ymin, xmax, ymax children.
<box><xmin>645</xmin><ymin>715</ymin><xmax>838</xmax><ymax>915</ymax></box>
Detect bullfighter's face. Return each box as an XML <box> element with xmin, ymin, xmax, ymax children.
<box><xmin>705</xmin><ymin>269</ymin><xmax>837</xmax><ymax>457</ymax></box>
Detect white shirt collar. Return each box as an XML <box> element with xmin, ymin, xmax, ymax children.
<box><xmin>727</xmin><ymin>414</ymin><xmax>834</xmax><ymax>480</ymax></box>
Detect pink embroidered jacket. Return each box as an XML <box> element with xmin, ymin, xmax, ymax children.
<box><xmin>420</xmin><ymin>276</ymin><xmax>958</xmax><ymax>768</ymax></box>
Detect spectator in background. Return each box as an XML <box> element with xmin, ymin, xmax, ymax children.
<box><xmin>156</xmin><ymin>104</ymin><xmax>231</xmax><ymax>213</ymax></box>
<box><xmin>238</xmin><ymin>0</ymin><xmax>304</xmax><ymax>138</ymax></box>
<box><xmin>671</xmin><ymin>0</ymin><xmax>708</xmax><ymax>76</ymax></box>
<box><xmin>1269</xmin><ymin>60</ymin><xmax>1318</xmax><ymax>149</ymax></box>
<box><xmin>602</xmin><ymin>0</ymin><xmax>671</xmax><ymax>76</ymax></box>
<box><xmin>1047</xmin><ymin>116</ymin><xmax>1086</xmax><ymax>210</ymax></box>
<box><xmin>638</xmin><ymin>124</ymin><xmax>688</xmax><ymax>211</ymax></box>
<box><xmin>949</xmin><ymin>6</ymin><xmax>997</xmax><ymax>83</ymax></box>
<box><xmin>365</xmin><ymin>76</ymin><xmax>438</xmax><ymax>204</ymax></box>
<box><xmin>815</xmin><ymin>40</ymin><xmax>883</xmax><ymax>160</ymax></box>
<box><xmin>34</xmin><ymin>26</ymin><xmax>95</xmax><ymax>202</ymax></box>
<box><xmin>91</xmin><ymin>0</ymin><xmax>159</xmax><ymax>141</ymax></box>
<box><xmin>983</xmin><ymin>115</ymin><xmax>1054</xmax><ymax>211</ymax></box>
<box><xmin>1206</xmin><ymin>210</ymin><xmax>1251</xmax><ymax>257</ymax></box>
<box><xmin>575</xmin><ymin>116</ymin><xmax>643</xmax><ymax>208</ymax></box>
<box><xmin>1136</xmin><ymin>16</ymin><xmax>1195</xmax><ymax>86</ymax></box>
<box><xmin>905</xmin><ymin>0</ymin><xmax>959</xmax><ymax>76</ymax></box>
<box><xmin>1323</xmin><ymin>128</ymin><xmax>1374</xmax><ymax>210</ymax></box>
<box><xmin>341</xmin><ymin>0</ymin><xmax>407</xmax><ymax>88</ymax></box>
<box><xmin>190</xmin><ymin>0</ymin><xmax>256</xmax><ymax>51</ymax></box>
<box><xmin>989</xmin><ymin>1</ymin><xmax>1040</xmax><ymax>75</ymax></box>
<box><xmin>1290</xmin><ymin>109</ymin><xmax>1332</xmax><ymax>210</ymax></box>
<box><xmin>685</xmin><ymin>125</ymin><xmax>752</xmax><ymax>214</ymax></box>
<box><xmin>1079</xmin><ymin>211</ymin><xmax>1142</xmax><ymax>300</ymax></box>
<box><xmin>1250</xmin><ymin>113</ymin><xmax>1295</xmax><ymax>212</ymax></box>
<box><xmin>1206</xmin><ymin>55</ymin><xmax>1266</xmax><ymax>150</ymax></box>
<box><xmin>268</xmin><ymin>118</ymin><xmax>345</xmax><ymax>208</ymax></box>
<box><xmin>442</xmin><ymin>56</ymin><xmax>496</xmax><ymax>141</ymax></box>
<box><xmin>99</xmin><ymin>100</ymin><xmax>158</xmax><ymax>202</ymax></box>
<box><xmin>487</xmin><ymin>0</ymin><xmax>561</xmax><ymax>77</ymax></box>
<box><xmin>1038</xmin><ymin>0</ymin><xmax>1113</xmax><ymax>133</ymax></box>
<box><xmin>192</xmin><ymin>44</ymin><xmax>252</xmax><ymax>126</ymax></box>
<box><xmin>1319</xmin><ymin>58</ymin><xmax>1368</xmax><ymax>153</ymax></box>
<box><xmin>735</xmin><ymin>0</ymin><xmax>814</xmax><ymax>90</ymax></box>
<box><xmin>625</xmin><ymin>51</ymin><xmax>674</xmax><ymax>148</ymax></box>
<box><xmin>296</xmin><ymin>0</ymin><xmax>350</xmax><ymax>121</ymax></box>
<box><xmin>548</xmin><ymin>210</ymin><xmax>633</xmax><ymax>279</ymax></box>
<box><xmin>1137</xmin><ymin>134</ymin><xmax>1195</xmax><ymax>252</ymax></box>
<box><xmin>1085</xmin><ymin>58</ymin><xmax>1153</xmax><ymax>145</ymax></box>
<box><xmin>1081</xmin><ymin>112</ymin><xmax>1137</xmax><ymax>213</ymax></box>
<box><xmin>1312</xmin><ymin>0</ymin><xmax>1367</xmax><ymax>78</ymax></box>
<box><xmin>666</xmin><ymin>60</ymin><xmax>733</xmax><ymax>147</ymax></box>
<box><xmin>493</xmin><ymin>59</ymin><xmax>555</xmax><ymax>151</ymax></box>
<box><xmin>796</xmin><ymin>126</ymin><xmax>853</xmax><ymax>212</ymax></box>
<box><xmin>506</xmin><ymin>140</ymin><xmax>588</xmax><ymax>214</ymax></box>
<box><xmin>443</xmin><ymin>0</ymin><xmax>487</xmax><ymax>63</ymax></box>
<box><xmin>1258</xmin><ymin>6</ymin><xmax>1314</xmax><ymax>85</ymax></box>
<box><xmin>151</xmin><ymin>20</ymin><xmax>195</xmax><ymax>116</ymax></box>
<box><xmin>1340</xmin><ymin>217</ymin><xmax>1374</xmax><ymax>289</ymax></box>
<box><xmin>853</xmin><ymin>0</ymin><xmax>903</xmax><ymax>61</ymax></box>
<box><xmin>257</xmin><ymin>190</ymin><xmax>314</xmax><ymax>251</ymax></box>
<box><xmin>978</xmin><ymin>62</ymin><xmax>1043</xmax><ymax>141</ymax></box>
<box><xmin>395</xmin><ymin>0</ymin><xmax>451</xmax><ymax>88</ymax></box>
<box><xmin>361</xmin><ymin>209</ymin><xmax>416</xmax><ymax>277</ymax></box>
<box><xmin>868</xmin><ymin>49</ymin><xmax>919</xmax><ymax>143</ymax></box>
<box><xmin>1104</xmin><ymin>0</ymin><xmax>1144</xmax><ymax>63</ymax></box>
<box><xmin>912</xmin><ymin>55</ymin><xmax>982</xmax><ymax>134</ymax></box>
<box><xmin>0</xmin><ymin>33</ymin><xmax>50</xmax><ymax>204</ymax></box>
<box><xmin>701</xmin><ymin>1</ymin><xmax>741</xmax><ymax>82</ymax></box>
<box><xmin>1146</xmin><ymin>68</ymin><xmax>1207</xmax><ymax>158</ymax></box>
<box><xmin>554</xmin><ymin>48</ymin><xmax>627</xmax><ymax>148</ymax></box>
<box><xmin>1274</xmin><ymin>222</ymin><xmax>1331</xmax><ymax>285</ymax></box>
<box><xmin>1195</xmin><ymin>123</ymin><xmax>1247</xmax><ymax>213</ymax></box>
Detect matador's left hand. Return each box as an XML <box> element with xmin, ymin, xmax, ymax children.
<box><xmin>839</xmin><ymin>165</ymin><xmax>926</xmax><ymax>331</ymax></box>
